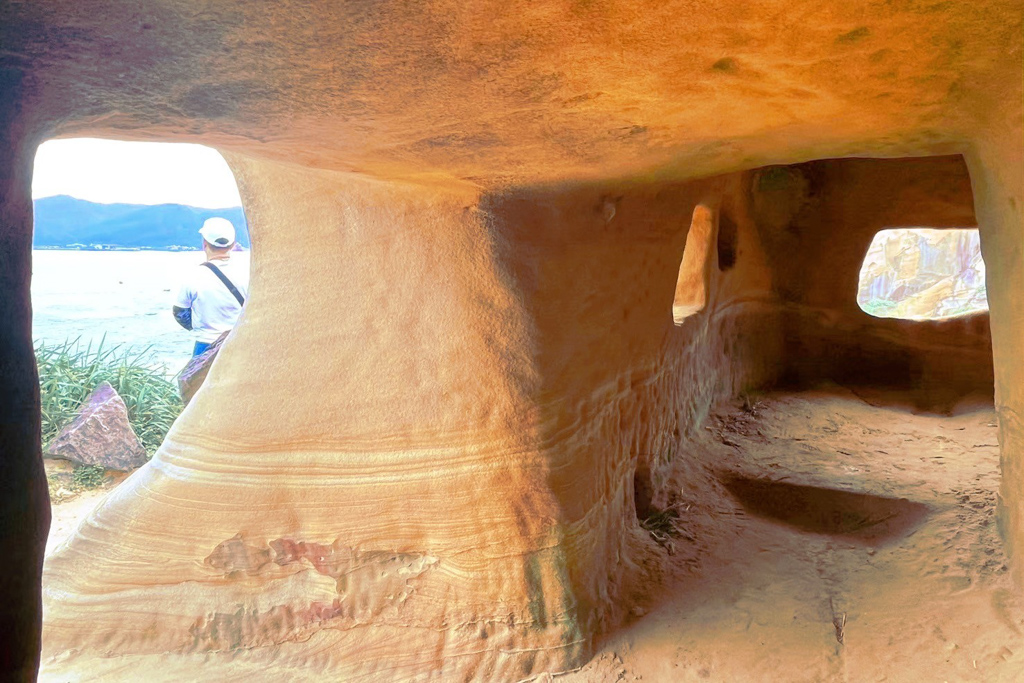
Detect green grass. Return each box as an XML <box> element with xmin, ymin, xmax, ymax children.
<box><xmin>70</xmin><ymin>464</ymin><xmax>107</xmax><ymax>490</ymax></box>
<box><xmin>36</xmin><ymin>337</ymin><xmax>183</xmax><ymax>456</ymax></box>
<box><xmin>48</xmin><ymin>464</ymin><xmax>109</xmax><ymax>502</ymax></box>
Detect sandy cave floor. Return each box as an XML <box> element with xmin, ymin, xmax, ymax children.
<box><xmin>43</xmin><ymin>388</ymin><xmax>1024</xmax><ymax>682</ymax></box>
<box><xmin>555</xmin><ymin>387</ymin><xmax>1024</xmax><ymax>683</ymax></box>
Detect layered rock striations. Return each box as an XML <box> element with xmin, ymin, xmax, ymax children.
<box><xmin>43</xmin><ymin>170</ymin><xmax>583</xmax><ymax>679</ymax></box>
<box><xmin>0</xmin><ymin>0</ymin><xmax>1020</xmax><ymax>680</ymax></box>
<box><xmin>41</xmin><ymin>159</ymin><xmax>787</xmax><ymax>678</ymax></box>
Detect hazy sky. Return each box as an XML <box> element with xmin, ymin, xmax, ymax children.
<box><xmin>32</xmin><ymin>138</ymin><xmax>243</xmax><ymax>208</ymax></box>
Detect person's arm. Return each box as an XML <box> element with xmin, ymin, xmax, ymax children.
<box><xmin>172</xmin><ymin>306</ymin><xmax>192</xmax><ymax>330</ymax></box>
<box><xmin>172</xmin><ymin>274</ymin><xmax>196</xmax><ymax>330</ymax></box>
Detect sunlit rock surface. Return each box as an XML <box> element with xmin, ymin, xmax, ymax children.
<box><xmin>0</xmin><ymin>0</ymin><xmax>1020</xmax><ymax>680</ymax></box>
<box><xmin>40</xmin><ymin>165</ymin><xmax>782</xmax><ymax>680</ymax></box>
<box><xmin>858</xmin><ymin>228</ymin><xmax>988</xmax><ymax>320</ymax></box>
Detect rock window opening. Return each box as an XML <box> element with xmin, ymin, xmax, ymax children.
<box><xmin>672</xmin><ymin>204</ymin><xmax>715</xmax><ymax>325</ymax></box>
<box><xmin>31</xmin><ymin>137</ymin><xmax>248</xmax><ymax>554</ymax></box>
<box><xmin>717</xmin><ymin>212</ymin><xmax>738</xmax><ymax>271</ymax></box>
<box><xmin>857</xmin><ymin>227</ymin><xmax>987</xmax><ymax>321</ymax></box>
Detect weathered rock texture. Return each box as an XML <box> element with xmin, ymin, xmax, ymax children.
<box><xmin>0</xmin><ymin>0</ymin><xmax>1020</xmax><ymax>680</ymax></box>
<box><xmin>0</xmin><ymin>68</ymin><xmax>50</xmax><ymax>682</ymax></box>
<box><xmin>752</xmin><ymin>156</ymin><xmax>994</xmax><ymax>411</ymax></box>
<box><xmin>46</xmin><ymin>382</ymin><xmax>148</xmax><ymax>471</ymax></box>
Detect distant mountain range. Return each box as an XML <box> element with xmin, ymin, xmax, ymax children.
<box><xmin>33</xmin><ymin>195</ymin><xmax>250</xmax><ymax>250</ymax></box>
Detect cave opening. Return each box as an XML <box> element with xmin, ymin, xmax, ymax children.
<box><xmin>672</xmin><ymin>203</ymin><xmax>715</xmax><ymax>325</ymax></box>
<box><xmin>857</xmin><ymin>227</ymin><xmax>987</xmax><ymax>321</ymax></box>
<box><xmin>716</xmin><ymin>212</ymin><xmax>738</xmax><ymax>272</ymax></box>
<box><xmin>748</xmin><ymin>155</ymin><xmax>994</xmax><ymax>412</ymax></box>
<box><xmin>31</xmin><ymin>137</ymin><xmax>250</xmax><ymax>555</ymax></box>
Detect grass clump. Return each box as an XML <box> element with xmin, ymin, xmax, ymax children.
<box><xmin>48</xmin><ymin>464</ymin><xmax>109</xmax><ymax>503</ymax></box>
<box><xmin>640</xmin><ymin>507</ymin><xmax>681</xmax><ymax>545</ymax></box>
<box><xmin>70</xmin><ymin>465</ymin><xmax>106</xmax><ymax>490</ymax></box>
<box><xmin>36</xmin><ymin>337</ymin><xmax>183</xmax><ymax>456</ymax></box>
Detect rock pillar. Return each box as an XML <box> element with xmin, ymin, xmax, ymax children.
<box><xmin>43</xmin><ymin>159</ymin><xmax>583</xmax><ymax>680</ymax></box>
<box><xmin>0</xmin><ymin>72</ymin><xmax>50</xmax><ymax>681</ymax></box>
<box><xmin>969</xmin><ymin>102</ymin><xmax>1024</xmax><ymax>584</ymax></box>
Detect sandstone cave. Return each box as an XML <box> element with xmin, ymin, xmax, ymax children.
<box><xmin>1</xmin><ymin>2</ymin><xmax>1022</xmax><ymax>681</ymax></box>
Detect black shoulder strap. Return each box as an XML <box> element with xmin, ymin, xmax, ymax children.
<box><xmin>201</xmin><ymin>262</ymin><xmax>245</xmax><ymax>306</ymax></box>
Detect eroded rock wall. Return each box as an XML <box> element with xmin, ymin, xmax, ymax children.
<box><xmin>483</xmin><ymin>175</ymin><xmax>783</xmax><ymax>635</ymax></box>
<box><xmin>43</xmin><ymin>162</ymin><xmax>580</xmax><ymax>679</ymax></box>
<box><xmin>40</xmin><ymin>161</ymin><xmax>785</xmax><ymax>678</ymax></box>
<box><xmin>0</xmin><ymin>74</ymin><xmax>51</xmax><ymax>681</ymax></box>
<box><xmin>967</xmin><ymin>95</ymin><xmax>1024</xmax><ymax>584</ymax></box>
<box><xmin>4</xmin><ymin>1</ymin><xmax>1021</xmax><ymax>183</ymax></box>
<box><xmin>35</xmin><ymin>153</ymin><xmax>1014</xmax><ymax>680</ymax></box>
<box><xmin>748</xmin><ymin>156</ymin><xmax>993</xmax><ymax>408</ymax></box>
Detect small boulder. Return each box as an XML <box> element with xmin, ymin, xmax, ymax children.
<box><xmin>46</xmin><ymin>381</ymin><xmax>148</xmax><ymax>471</ymax></box>
<box><xmin>177</xmin><ymin>331</ymin><xmax>230</xmax><ymax>405</ymax></box>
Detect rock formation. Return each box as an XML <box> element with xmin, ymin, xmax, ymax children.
<box><xmin>45</xmin><ymin>381</ymin><xmax>148</xmax><ymax>471</ymax></box>
<box><xmin>0</xmin><ymin>1</ymin><xmax>1020</xmax><ymax>681</ymax></box>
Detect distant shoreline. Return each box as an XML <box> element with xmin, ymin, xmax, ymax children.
<box><xmin>33</xmin><ymin>246</ymin><xmax>250</xmax><ymax>252</ymax></box>
<box><xmin>34</xmin><ymin>245</ymin><xmax>205</xmax><ymax>252</ymax></box>
<box><xmin>32</xmin><ymin>195</ymin><xmax>250</xmax><ymax>251</ymax></box>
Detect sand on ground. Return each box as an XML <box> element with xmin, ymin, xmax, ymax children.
<box><xmin>45</xmin><ymin>463</ymin><xmax>128</xmax><ymax>557</ymax></box>
<box><xmin>554</xmin><ymin>387</ymin><xmax>1023</xmax><ymax>683</ymax></box>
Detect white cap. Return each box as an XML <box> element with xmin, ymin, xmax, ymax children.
<box><xmin>199</xmin><ymin>217</ymin><xmax>236</xmax><ymax>248</ymax></box>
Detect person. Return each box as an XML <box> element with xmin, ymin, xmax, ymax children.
<box><xmin>172</xmin><ymin>217</ymin><xmax>250</xmax><ymax>356</ymax></box>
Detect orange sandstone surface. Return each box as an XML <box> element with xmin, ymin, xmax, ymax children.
<box><xmin>0</xmin><ymin>1</ymin><xmax>1022</xmax><ymax>681</ymax></box>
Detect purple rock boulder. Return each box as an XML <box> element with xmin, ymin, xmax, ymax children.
<box><xmin>46</xmin><ymin>381</ymin><xmax>148</xmax><ymax>471</ymax></box>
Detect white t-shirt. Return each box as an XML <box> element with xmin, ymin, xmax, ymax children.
<box><xmin>174</xmin><ymin>253</ymin><xmax>251</xmax><ymax>343</ymax></box>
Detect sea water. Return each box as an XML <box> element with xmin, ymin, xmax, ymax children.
<box><xmin>31</xmin><ymin>250</ymin><xmax>249</xmax><ymax>376</ymax></box>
